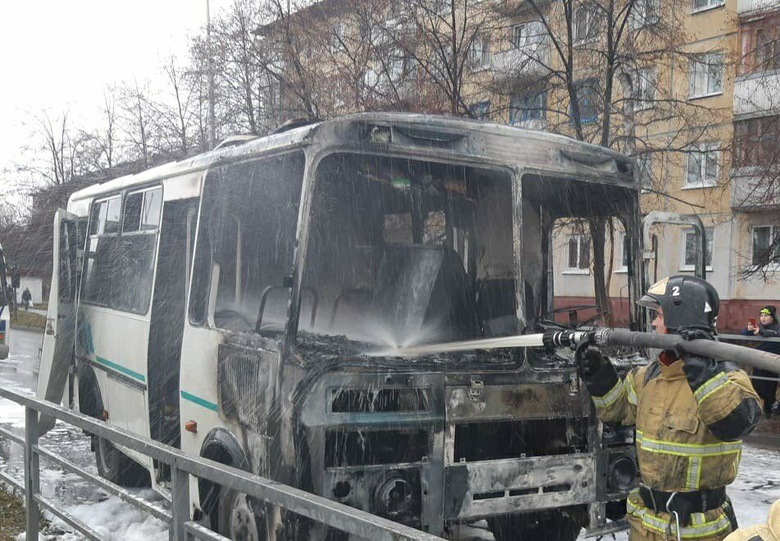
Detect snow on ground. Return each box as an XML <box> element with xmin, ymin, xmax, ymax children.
<box><xmin>0</xmin><ymin>379</ymin><xmax>32</xmax><ymax>429</ymax></box>
<box><xmin>45</xmin><ymin>492</ymin><xmax>169</xmax><ymax>541</ymax></box>
<box><xmin>728</xmin><ymin>444</ymin><xmax>780</xmax><ymax>527</ymax></box>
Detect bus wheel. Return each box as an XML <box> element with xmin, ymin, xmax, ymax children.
<box><xmin>94</xmin><ymin>437</ymin><xmax>149</xmax><ymax>487</ymax></box>
<box><xmin>488</xmin><ymin>511</ymin><xmax>581</xmax><ymax>541</ymax></box>
<box><xmin>218</xmin><ymin>488</ymin><xmax>265</xmax><ymax>541</ymax></box>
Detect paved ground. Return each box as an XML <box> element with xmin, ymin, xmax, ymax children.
<box><xmin>746</xmin><ymin>418</ymin><xmax>780</xmax><ymax>449</ymax></box>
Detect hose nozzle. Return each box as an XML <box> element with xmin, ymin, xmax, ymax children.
<box><xmin>542</xmin><ymin>329</ymin><xmax>592</xmax><ymax>349</ymax></box>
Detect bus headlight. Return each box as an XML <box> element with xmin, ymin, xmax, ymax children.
<box><xmin>373</xmin><ymin>475</ymin><xmax>414</xmax><ymax>519</ymax></box>
<box><xmin>607</xmin><ymin>454</ymin><xmax>638</xmax><ymax>493</ymax></box>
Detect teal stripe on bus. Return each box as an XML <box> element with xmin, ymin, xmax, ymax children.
<box><xmin>181</xmin><ymin>391</ymin><xmax>218</xmax><ymax>412</ymax></box>
<box><xmin>95</xmin><ymin>356</ymin><xmax>146</xmax><ymax>383</ymax></box>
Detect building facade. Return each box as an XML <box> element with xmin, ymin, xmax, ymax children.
<box><xmin>259</xmin><ymin>0</ymin><xmax>780</xmax><ymax>332</ymax></box>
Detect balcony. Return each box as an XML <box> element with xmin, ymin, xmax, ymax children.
<box><xmin>734</xmin><ymin>71</ymin><xmax>780</xmax><ymax>116</ymax></box>
<box><xmin>731</xmin><ymin>168</ymin><xmax>780</xmax><ymax>211</ymax></box>
<box><xmin>737</xmin><ymin>0</ymin><xmax>780</xmax><ymax>15</ymax></box>
<box><xmin>491</xmin><ymin>46</ymin><xmax>550</xmax><ymax>83</ymax></box>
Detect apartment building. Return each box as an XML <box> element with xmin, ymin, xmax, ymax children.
<box><xmin>258</xmin><ymin>0</ymin><xmax>780</xmax><ymax>331</ymax></box>
<box><xmin>483</xmin><ymin>0</ymin><xmax>780</xmax><ymax>330</ymax></box>
<box><xmin>728</xmin><ymin>0</ymin><xmax>780</xmax><ymax>328</ymax></box>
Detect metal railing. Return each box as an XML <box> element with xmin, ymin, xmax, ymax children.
<box><xmin>719</xmin><ymin>333</ymin><xmax>780</xmax><ymax>383</ymax></box>
<box><xmin>0</xmin><ymin>386</ymin><xmax>446</xmax><ymax>541</ymax></box>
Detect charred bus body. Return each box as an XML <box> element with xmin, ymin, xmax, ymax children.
<box><xmin>39</xmin><ymin>113</ymin><xmax>643</xmax><ymax>540</ymax></box>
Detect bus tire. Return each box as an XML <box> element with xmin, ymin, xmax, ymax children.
<box><xmin>217</xmin><ymin>486</ymin><xmax>266</xmax><ymax>541</ymax></box>
<box><xmin>94</xmin><ymin>437</ymin><xmax>150</xmax><ymax>488</ymax></box>
<box><xmin>488</xmin><ymin>511</ymin><xmax>581</xmax><ymax>541</ymax></box>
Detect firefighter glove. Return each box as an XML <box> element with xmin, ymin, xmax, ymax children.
<box><xmin>575</xmin><ymin>343</ymin><xmax>608</xmax><ymax>377</ymax></box>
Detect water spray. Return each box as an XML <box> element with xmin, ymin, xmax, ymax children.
<box><xmin>390</xmin><ymin>327</ymin><xmax>780</xmax><ymax>373</ymax></box>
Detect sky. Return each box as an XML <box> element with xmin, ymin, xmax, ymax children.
<box><xmin>0</xmin><ymin>0</ymin><xmax>230</xmax><ymax>179</ymax></box>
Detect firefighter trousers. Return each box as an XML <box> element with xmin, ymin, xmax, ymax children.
<box><xmin>626</xmin><ymin>492</ymin><xmax>739</xmax><ymax>541</ymax></box>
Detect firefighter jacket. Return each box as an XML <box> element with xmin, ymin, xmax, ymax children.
<box><xmin>723</xmin><ymin>499</ymin><xmax>780</xmax><ymax>541</ymax></box>
<box><xmin>583</xmin><ymin>352</ymin><xmax>762</xmax><ymax>540</ymax></box>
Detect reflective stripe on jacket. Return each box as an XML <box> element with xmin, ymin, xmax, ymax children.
<box><xmin>627</xmin><ymin>491</ymin><xmax>734</xmax><ymax>539</ymax></box>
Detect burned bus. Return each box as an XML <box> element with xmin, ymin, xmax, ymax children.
<box><xmin>38</xmin><ymin>113</ymin><xmax>644</xmax><ymax>540</ymax></box>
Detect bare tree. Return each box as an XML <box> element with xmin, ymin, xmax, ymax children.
<box><xmin>75</xmin><ymin>87</ymin><xmax>125</xmax><ymax>176</ymax></box>
<box><xmin>214</xmin><ymin>0</ymin><xmax>265</xmax><ymax>134</ymax></box>
<box><xmin>154</xmin><ymin>54</ymin><xmax>201</xmax><ymax>156</ymax></box>
<box><xmin>23</xmin><ymin>110</ymin><xmax>81</xmax><ymax>186</ymax></box>
<box><xmin>118</xmin><ymin>79</ymin><xmax>155</xmax><ymax>167</ymax></box>
<box><xmin>366</xmin><ymin>0</ymin><xmax>502</xmax><ymax>116</ymax></box>
<box><xmin>255</xmin><ymin>0</ymin><xmax>324</xmax><ymax>121</ymax></box>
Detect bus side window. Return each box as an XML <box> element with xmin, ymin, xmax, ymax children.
<box><xmin>81</xmin><ymin>188</ymin><xmax>162</xmax><ymax>315</ymax></box>
<box><xmin>82</xmin><ymin>196</ymin><xmax>121</xmax><ymax>306</ymax></box>
<box><xmin>115</xmin><ymin>187</ymin><xmax>162</xmax><ymax>313</ymax></box>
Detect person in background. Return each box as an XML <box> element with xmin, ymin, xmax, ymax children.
<box><xmin>577</xmin><ymin>275</ymin><xmax>761</xmax><ymax>541</ymax></box>
<box><xmin>21</xmin><ymin>287</ymin><xmax>31</xmax><ymax>311</ymax></box>
<box><xmin>723</xmin><ymin>500</ymin><xmax>779</xmax><ymax>541</ymax></box>
<box><xmin>741</xmin><ymin>305</ymin><xmax>780</xmax><ymax>417</ymax></box>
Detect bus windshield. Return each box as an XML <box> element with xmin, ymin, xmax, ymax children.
<box><xmin>300</xmin><ymin>153</ymin><xmax>514</xmax><ymax>346</ymax></box>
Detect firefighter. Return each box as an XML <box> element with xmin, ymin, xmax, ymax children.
<box><xmin>576</xmin><ymin>275</ymin><xmax>762</xmax><ymax>541</ymax></box>
<box><xmin>723</xmin><ymin>500</ymin><xmax>780</xmax><ymax>541</ymax></box>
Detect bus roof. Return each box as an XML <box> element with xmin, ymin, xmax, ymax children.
<box><xmin>68</xmin><ymin>112</ymin><xmax>636</xmax><ymax>206</ymax></box>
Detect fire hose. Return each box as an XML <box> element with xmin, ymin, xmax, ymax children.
<box><xmin>392</xmin><ymin>327</ymin><xmax>780</xmax><ymax>373</ymax></box>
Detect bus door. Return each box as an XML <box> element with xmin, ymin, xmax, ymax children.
<box><xmin>37</xmin><ymin>210</ymin><xmax>79</xmax><ymax>434</ymax></box>
<box><xmin>79</xmin><ymin>188</ymin><xmax>163</xmax><ymax>474</ymax></box>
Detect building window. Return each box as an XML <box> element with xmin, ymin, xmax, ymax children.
<box><xmin>470</xmin><ymin>33</ymin><xmax>491</xmax><ymax>69</ymax></box>
<box><xmin>387</xmin><ymin>48</ymin><xmax>411</xmax><ymax>82</ymax></box>
<box><xmin>567</xmin><ymin>234</ymin><xmax>591</xmax><ymax>270</ymax></box>
<box><xmin>469</xmin><ymin>100</ymin><xmax>491</xmax><ymax>120</ymax></box>
<box><xmin>689</xmin><ymin>52</ymin><xmax>723</xmax><ymax>98</ymax></box>
<box><xmin>330</xmin><ymin>21</ymin><xmax>347</xmax><ymax>53</ymax></box>
<box><xmin>634</xmin><ymin>153</ymin><xmax>653</xmax><ymax>190</ymax></box>
<box><xmin>752</xmin><ymin>225</ymin><xmax>780</xmax><ymax>266</ymax></box>
<box><xmin>573</xmin><ymin>5</ymin><xmax>599</xmax><ymax>43</ymax></box>
<box><xmin>692</xmin><ymin>0</ymin><xmax>724</xmax><ymax>12</ymax></box>
<box><xmin>511</xmin><ymin>20</ymin><xmax>546</xmax><ymax>49</ymax></box>
<box><xmin>82</xmin><ymin>188</ymin><xmax>162</xmax><ymax>314</ymax></box>
<box><xmin>511</xmin><ymin>24</ymin><xmax>525</xmax><ymax>48</ymax></box>
<box><xmin>755</xmin><ymin>29</ymin><xmax>773</xmax><ymax>71</ymax></box>
<box><xmin>682</xmin><ymin>227</ymin><xmax>714</xmax><ymax>271</ymax></box>
<box><xmin>571</xmin><ymin>79</ymin><xmax>600</xmax><ymax>124</ymax></box>
<box><xmin>630</xmin><ymin>0</ymin><xmax>659</xmax><ymax>29</ymax></box>
<box><xmin>616</xmin><ymin>232</ymin><xmax>631</xmax><ymax>271</ymax></box>
<box><xmin>629</xmin><ymin>67</ymin><xmax>656</xmax><ymax>111</ymax></box>
<box><xmin>509</xmin><ymin>91</ymin><xmax>546</xmax><ymax>124</ymax></box>
<box><xmin>743</xmin><ymin>26</ymin><xmax>780</xmax><ymax>75</ymax></box>
<box><xmin>363</xmin><ymin>67</ymin><xmax>379</xmax><ymax>89</ymax></box>
<box><xmin>685</xmin><ymin>142</ymin><xmax>719</xmax><ymax>188</ymax></box>
<box><xmin>432</xmin><ymin>0</ymin><xmax>451</xmax><ymax>14</ymax></box>
<box><xmin>734</xmin><ymin>116</ymin><xmax>780</xmax><ymax>168</ymax></box>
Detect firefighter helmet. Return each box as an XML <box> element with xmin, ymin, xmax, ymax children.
<box><xmin>637</xmin><ymin>275</ymin><xmax>719</xmax><ymax>332</ymax></box>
